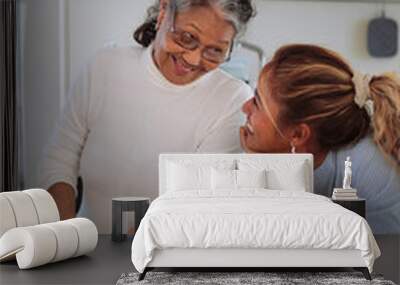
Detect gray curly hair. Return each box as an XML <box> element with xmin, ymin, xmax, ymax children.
<box><xmin>134</xmin><ymin>0</ymin><xmax>255</xmax><ymax>47</ymax></box>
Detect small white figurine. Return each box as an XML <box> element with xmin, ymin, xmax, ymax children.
<box><xmin>342</xmin><ymin>156</ymin><xmax>352</xmax><ymax>189</ymax></box>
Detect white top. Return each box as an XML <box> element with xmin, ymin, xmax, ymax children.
<box><xmin>39</xmin><ymin>46</ymin><xmax>252</xmax><ymax>233</ymax></box>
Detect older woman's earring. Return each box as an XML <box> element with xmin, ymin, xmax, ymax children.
<box><xmin>291</xmin><ymin>142</ymin><xmax>296</xmax><ymax>154</ymax></box>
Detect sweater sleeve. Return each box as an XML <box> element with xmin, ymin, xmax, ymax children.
<box><xmin>38</xmin><ymin>64</ymin><xmax>92</xmax><ymax>195</ymax></box>
<box><xmin>196</xmin><ymin>83</ymin><xmax>252</xmax><ymax>153</ymax></box>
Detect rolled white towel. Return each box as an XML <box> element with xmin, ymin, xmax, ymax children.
<box><xmin>0</xmin><ymin>218</ymin><xmax>98</xmax><ymax>269</ymax></box>
<box><xmin>66</xmin><ymin>218</ymin><xmax>98</xmax><ymax>257</ymax></box>
<box><xmin>0</xmin><ymin>226</ymin><xmax>57</xmax><ymax>268</ymax></box>
<box><xmin>0</xmin><ymin>189</ymin><xmax>60</xmax><ymax>239</ymax></box>
<box><xmin>0</xmin><ymin>196</ymin><xmax>17</xmax><ymax>237</ymax></box>
<box><xmin>0</xmin><ymin>191</ymin><xmax>39</xmax><ymax>227</ymax></box>
<box><xmin>42</xmin><ymin>221</ymin><xmax>79</xmax><ymax>262</ymax></box>
<box><xmin>23</xmin><ymin>189</ymin><xmax>60</xmax><ymax>224</ymax></box>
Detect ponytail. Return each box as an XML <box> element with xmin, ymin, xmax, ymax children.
<box><xmin>370</xmin><ymin>72</ymin><xmax>400</xmax><ymax>166</ymax></box>
<box><xmin>265</xmin><ymin>44</ymin><xmax>400</xmax><ymax>168</ymax></box>
<box><xmin>133</xmin><ymin>3</ymin><xmax>160</xmax><ymax>47</ymax></box>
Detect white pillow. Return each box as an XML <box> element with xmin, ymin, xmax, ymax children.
<box><xmin>238</xmin><ymin>159</ymin><xmax>308</xmax><ymax>191</ymax></box>
<box><xmin>167</xmin><ymin>162</ymin><xmax>211</xmax><ymax>191</ymax></box>
<box><xmin>237</xmin><ymin>169</ymin><xmax>267</xmax><ymax>189</ymax></box>
<box><xmin>166</xmin><ymin>159</ymin><xmax>235</xmax><ymax>191</ymax></box>
<box><xmin>211</xmin><ymin>169</ymin><xmax>236</xmax><ymax>189</ymax></box>
<box><xmin>267</xmin><ymin>166</ymin><xmax>306</xmax><ymax>191</ymax></box>
<box><xmin>211</xmin><ymin>168</ymin><xmax>267</xmax><ymax>190</ymax></box>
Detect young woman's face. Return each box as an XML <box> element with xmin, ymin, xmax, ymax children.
<box><xmin>241</xmin><ymin>71</ymin><xmax>292</xmax><ymax>153</ymax></box>
<box><xmin>153</xmin><ymin>5</ymin><xmax>235</xmax><ymax>85</ymax></box>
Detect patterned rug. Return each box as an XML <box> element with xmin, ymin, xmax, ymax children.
<box><xmin>116</xmin><ymin>271</ymin><xmax>396</xmax><ymax>285</ymax></box>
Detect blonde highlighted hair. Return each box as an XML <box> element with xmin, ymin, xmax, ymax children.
<box><xmin>264</xmin><ymin>44</ymin><xmax>400</xmax><ymax>166</ymax></box>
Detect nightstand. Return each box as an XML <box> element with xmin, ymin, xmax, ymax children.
<box><xmin>112</xmin><ymin>197</ymin><xmax>150</xmax><ymax>242</ymax></box>
<box><xmin>332</xmin><ymin>198</ymin><xmax>366</xmax><ymax>218</ymax></box>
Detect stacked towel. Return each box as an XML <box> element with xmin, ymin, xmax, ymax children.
<box><xmin>0</xmin><ymin>189</ymin><xmax>60</xmax><ymax>236</ymax></box>
<box><xmin>0</xmin><ymin>218</ymin><xmax>98</xmax><ymax>269</ymax></box>
<box><xmin>0</xmin><ymin>189</ymin><xmax>98</xmax><ymax>269</ymax></box>
<box><xmin>332</xmin><ymin>188</ymin><xmax>358</xmax><ymax>200</ymax></box>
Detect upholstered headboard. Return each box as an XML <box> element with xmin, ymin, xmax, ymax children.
<box><xmin>159</xmin><ymin>153</ymin><xmax>314</xmax><ymax>195</ymax></box>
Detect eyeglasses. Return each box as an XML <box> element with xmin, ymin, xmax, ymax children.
<box><xmin>168</xmin><ymin>16</ymin><xmax>233</xmax><ymax>64</ymax></box>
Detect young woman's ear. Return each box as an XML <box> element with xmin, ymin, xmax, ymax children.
<box><xmin>289</xmin><ymin>123</ymin><xmax>312</xmax><ymax>152</ymax></box>
<box><xmin>157</xmin><ymin>0</ymin><xmax>170</xmax><ymax>30</ymax></box>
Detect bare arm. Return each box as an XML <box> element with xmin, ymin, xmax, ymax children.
<box><xmin>48</xmin><ymin>182</ymin><xmax>76</xmax><ymax>220</ymax></box>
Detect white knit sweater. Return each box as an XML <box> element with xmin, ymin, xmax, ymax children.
<box><xmin>39</xmin><ymin>46</ymin><xmax>252</xmax><ymax>233</ymax></box>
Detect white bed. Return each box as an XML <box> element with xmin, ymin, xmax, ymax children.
<box><xmin>131</xmin><ymin>154</ymin><xmax>380</xmax><ymax>280</ymax></box>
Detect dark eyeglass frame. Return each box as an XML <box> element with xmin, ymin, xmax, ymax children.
<box><xmin>168</xmin><ymin>11</ymin><xmax>234</xmax><ymax>64</ymax></box>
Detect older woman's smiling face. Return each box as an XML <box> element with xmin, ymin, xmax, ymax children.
<box><xmin>153</xmin><ymin>4</ymin><xmax>235</xmax><ymax>85</ymax></box>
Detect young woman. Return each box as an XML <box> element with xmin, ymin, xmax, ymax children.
<box><xmin>241</xmin><ymin>44</ymin><xmax>400</xmax><ymax>234</ymax></box>
<box><xmin>40</xmin><ymin>0</ymin><xmax>255</xmax><ymax>233</ymax></box>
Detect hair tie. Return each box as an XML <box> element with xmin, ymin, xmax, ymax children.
<box><xmin>352</xmin><ymin>71</ymin><xmax>374</xmax><ymax>117</ymax></box>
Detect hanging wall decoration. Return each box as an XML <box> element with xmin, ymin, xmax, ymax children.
<box><xmin>368</xmin><ymin>10</ymin><xmax>398</xmax><ymax>57</ymax></box>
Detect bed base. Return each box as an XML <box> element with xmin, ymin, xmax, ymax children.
<box><xmin>138</xmin><ymin>248</ymin><xmax>372</xmax><ymax>281</ymax></box>
<box><xmin>138</xmin><ymin>266</ymin><xmax>371</xmax><ymax>281</ymax></box>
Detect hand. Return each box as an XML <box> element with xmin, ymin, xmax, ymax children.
<box><xmin>48</xmin><ymin>183</ymin><xmax>76</xmax><ymax>220</ymax></box>
<box><xmin>240</xmin><ymin>126</ymin><xmax>256</xmax><ymax>153</ymax></box>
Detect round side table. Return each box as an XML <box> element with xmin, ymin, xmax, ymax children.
<box><xmin>112</xmin><ymin>197</ymin><xmax>150</xmax><ymax>242</ymax></box>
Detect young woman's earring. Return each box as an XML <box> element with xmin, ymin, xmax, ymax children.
<box><xmin>291</xmin><ymin>142</ymin><xmax>296</xmax><ymax>154</ymax></box>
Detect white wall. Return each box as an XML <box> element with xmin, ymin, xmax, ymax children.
<box><xmin>246</xmin><ymin>0</ymin><xmax>400</xmax><ymax>74</ymax></box>
<box><xmin>21</xmin><ymin>0</ymin><xmax>400</xmax><ymax>187</ymax></box>
<box><xmin>67</xmin><ymin>0</ymin><xmax>149</xmax><ymax>86</ymax></box>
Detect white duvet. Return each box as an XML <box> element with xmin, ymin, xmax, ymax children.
<box><xmin>131</xmin><ymin>190</ymin><xmax>380</xmax><ymax>273</ymax></box>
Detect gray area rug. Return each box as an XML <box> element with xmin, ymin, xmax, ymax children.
<box><xmin>117</xmin><ymin>272</ymin><xmax>396</xmax><ymax>285</ymax></box>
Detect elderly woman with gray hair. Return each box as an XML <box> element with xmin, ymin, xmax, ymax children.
<box><xmin>40</xmin><ymin>0</ymin><xmax>255</xmax><ymax>233</ymax></box>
